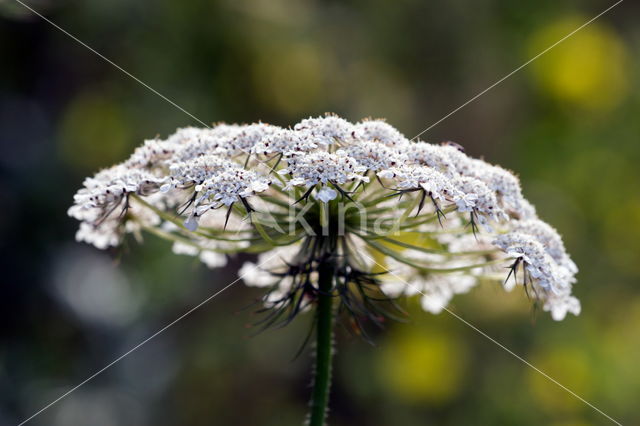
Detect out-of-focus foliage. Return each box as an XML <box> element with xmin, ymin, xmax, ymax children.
<box><xmin>1</xmin><ymin>0</ymin><xmax>638</xmax><ymax>425</ymax></box>
<box><xmin>59</xmin><ymin>90</ymin><xmax>133</xmax><ymax>171</ymax></box>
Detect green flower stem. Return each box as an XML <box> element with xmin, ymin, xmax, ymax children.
<box><xmin>140</xmin><ymin>224</ymin><xmax>272</xmax><ymax>254</ymax></box>
<box><xmin>309</xmin><ymin>259</ymin><xmax>335</xmax><ymax>426</ymax></box>
<box><xmin>362</xmin><ymin>238</ymin><xmax>507</xmax><ymax>273</ymax></box>
<box><xmin>373</xmin><ymin>236</ymin><xmax>499</xmax><ymax>257</ymax></box>
<box><xmin>131</xmin><ymin>194</ymin><xmax>253</xmax><ymax>239</ymax></box>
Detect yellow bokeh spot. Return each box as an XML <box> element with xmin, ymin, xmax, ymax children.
<box><xmin>527</xmin><ymin>16</ymin><xmax>629</xmax><ymax>110</ymax></box>
<box><xmin>528</xmin><ymin>347</ymin><xmax>593</xmax><ymax>413</ymax></box>
<box><xmin>59</xmin><ymin>91</ymin><xmax>132</xmax><ymax>171</ymax></box>
<box><xmin>377</xmin><ymin>328</ymin><xmax>467</xmax><ymax>405</ymax></box>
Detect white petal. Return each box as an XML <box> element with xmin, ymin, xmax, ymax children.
<box><xmin>316</xmin><ymin>187</ymin><xmax>337</xmax><ymax>203</ymax></box>
<box><xmin>184</xmin><ymin>215</ymin><xmax>199</xmax><ymax>231</ymax></box>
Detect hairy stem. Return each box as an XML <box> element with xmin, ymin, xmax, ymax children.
<box><xmin>308</xmin><ymin>259</ymin><xmax>335</xmax><ymax>426</ymax></box>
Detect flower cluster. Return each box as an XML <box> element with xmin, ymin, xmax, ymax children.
<box><xmin>69</xmin><ymin>114</ymin><xmax>579</xmax><ymax>322</ymax></box>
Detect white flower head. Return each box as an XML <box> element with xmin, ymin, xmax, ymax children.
<box><xmin>253</xmin><ymin>128</ymin><xmax>317</xmax><ymax>157</ymax></box>
<box><xmin>353</xmin><ymin>119</ymin><xmax>410</xmax><ymax>147</ymax></box>
<box><xmin>69</xmin><ymin>114</ymin><xmax>579</xmax><ymax>321</ymax></box>
<box><xmin>294</xmin><ymin>115</ymin><xmax>355</xmax><ymax>145</ymax></box>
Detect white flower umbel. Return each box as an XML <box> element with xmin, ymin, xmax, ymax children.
<box><xmin>69</xmin><ymin>114</ymin><xmax>579</xmax><ymax>323</ymax></box>
<box><xmin>70</xmin><ymin>114</ymin><xmax>580</xmax><ymax>426</ymax></box>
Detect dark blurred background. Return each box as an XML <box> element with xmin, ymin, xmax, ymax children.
<box><xmin>1</xmin><ymin>0</ymin><xmax>639</xmax><ymax>425</ymax></box>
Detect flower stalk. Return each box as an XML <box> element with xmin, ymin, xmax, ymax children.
<box><xmin>309</xmin><ymin>257</ymin><xmax>335</xmax><ymax>426</ymax></box>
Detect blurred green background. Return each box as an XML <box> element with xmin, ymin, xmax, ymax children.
<box><xmin>1</xmin><ymin>0</ymin><xmax>639</xmax><ymax>425</ymax></box>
